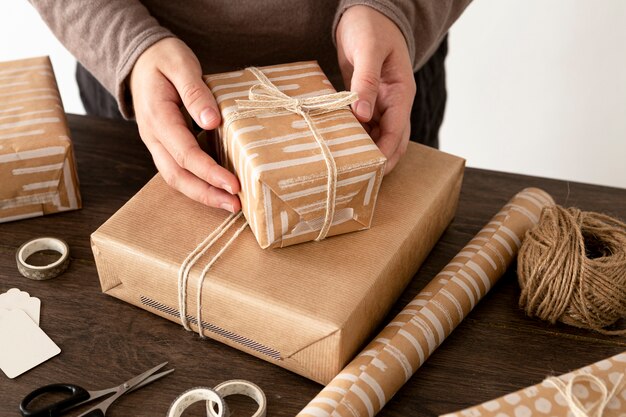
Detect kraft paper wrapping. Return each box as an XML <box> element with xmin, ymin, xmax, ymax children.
<box><xmin>297</xmin><ymin>188</ymin><xmax>555</xmax><ymax>417</ymax></box>
<box><xmin>0</xmin><ymin>56</ymin><xmax>81</xmax><ymax>222</ymax></box>
<box><xmin>441</xmin><ymin>351</ymin><xmax>626</xmax><ymax>417</ymax></box>
<box><xmin>203</xmin><ymin>61</ymin><xmax>386</xmax><ymax>248</ymax></box>
<box><xmin>91</xmin><ymin>143</ymin><xmax>464</xmax><ymax>384</ymax></box>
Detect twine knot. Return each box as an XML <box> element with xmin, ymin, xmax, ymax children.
<box><xmin>518</xmin><ymin>205</ymin><xmax>626</xmax><ymax>334</ymax></box>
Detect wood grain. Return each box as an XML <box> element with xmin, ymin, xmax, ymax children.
<box><xmin>0</xmin><ymin>114</ymin><xmax>624</xmax><ymax>416</ymax></box>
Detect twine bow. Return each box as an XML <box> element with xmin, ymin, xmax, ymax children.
<box><xmin>224</xmin><ymin>66</ymin><xmax>357</xmax><ymax>241</ymax></box>
<box><xmin>545</xmin><ymin>373</ymin><xmax>625</xmax><ymax>417</ymax></box>
<box><xmin>235</xmin><ymin>70</ymin><xmax>357</xmax><ymax>117</ymax></box>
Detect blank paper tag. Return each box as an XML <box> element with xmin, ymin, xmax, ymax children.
<box><xmin>0</xmin><ymin>288</ymin><xmax>41</xmax><ymax>325</ymax></box>
<box><xmin>0</xmin><ymin>309</ymin><xmax>60</xmax><ymax>379</ymax></box>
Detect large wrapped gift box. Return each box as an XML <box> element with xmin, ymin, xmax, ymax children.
<box><xmin>91</xmin><ymin>142</ymin><xmax>464</xmax><ymax>384</ymax></box>
<box><xmin>0</xmin><ymin>56</ymin><xmax>81</xmax><ymax>222</ymax></box>
<box><xmin>204</xmin><ymin>61</ymin><xmax>387</xmax><ymax>248</ymax></box>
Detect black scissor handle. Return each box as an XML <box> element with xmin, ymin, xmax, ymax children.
<box><xmin>20</xmin><ymin>383</ymin><xmax>90</xmax><ymax>417</ymax></box>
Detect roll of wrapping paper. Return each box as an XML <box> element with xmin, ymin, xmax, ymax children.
<box><xmin>297</xmin><ymin>187</ymin><xmax>555</xmax><ymax>417</ymax></box>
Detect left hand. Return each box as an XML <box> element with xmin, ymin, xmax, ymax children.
<box><xmin>336</xmin><ymin>5</ymin><xmax>416</xmax><ymax>174</ymax></box>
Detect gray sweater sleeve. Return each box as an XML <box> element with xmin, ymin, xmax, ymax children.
<box><xmin>29</xmin><ymin>0</ymin><xmax>174</xmax><ymax>117</ymax></box>
<box><xmin>333</xmin><ymin>0</ymin><xmax>472</xmax><ymax>70</ymax></box>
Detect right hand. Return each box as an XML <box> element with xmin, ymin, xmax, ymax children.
<box><xmin>129</xmin><ymin>38</ymin><xmax>240</xmax><ymax>213</ymax></box>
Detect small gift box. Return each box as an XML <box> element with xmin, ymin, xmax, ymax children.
<box><xmin>441</xmin><ymin>352</ymin><xmax>626</xmax><ymax>417</ymax></box>
<box><xmin>91</xmin><ymin>142</ymin><xmax>464</xmax><ymax>384</ymax></box>
<box><xmin>203</xmin><ymin>61</ymin><xmax>386</xmax><ymax>248</ymax></box>
<box><xmin>0</xmin><ymin>56</ymin><xmax>81</xmax><ymax>222</ymax></box>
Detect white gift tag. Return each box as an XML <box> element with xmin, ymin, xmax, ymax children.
<box><xmin>0</xmin><ymin>308</ymin><xmax>60</xmax><ymax>379</ymax></box>
<box><xmin>0</xmin><ymin>288</ymin><xmax>41</xmax><ymax>325</ymax></box>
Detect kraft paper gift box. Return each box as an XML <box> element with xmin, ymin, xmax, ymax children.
<box><xmin>91</xmin><ymin>142</ymin><xmax>465</xmax><ymax>384</ymax></box>
<box><xmin>441</xmin><ymin>351</ymin><xmax>626</xmax><ymax>417</ymax></box>
<box><xmin>203</xmin><ymin>61</ymin><xmax>387</xmax><ymax>248</ymax></box>
<box><xmin>0</xmin><ymin>56</ymin><xmax>81</xmax><ymax>222</ymax></box>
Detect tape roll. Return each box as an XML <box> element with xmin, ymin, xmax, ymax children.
<box><xmin>206</xmin><ymin>380</ymin><xmax>267</xmax><ymax>417</ymax></box>
<box><xmin>16</xmin><ymin>237</ymin><xmax>70</xmax><ymax>280</ymax></box>
<box><xmin>167</xmin><ymin>387</ymin><xmax>228</xmax><ymax>417</ymax></box>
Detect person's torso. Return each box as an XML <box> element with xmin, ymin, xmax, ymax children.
<box><xmin>140</xmin><ymin>0</ymin><xmax>344</xmax><ymax>87</ymax></box>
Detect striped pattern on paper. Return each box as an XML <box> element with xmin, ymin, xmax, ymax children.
<box><xmin>204</xmin><ymin>61</ymin><xmax>386</xmax><ymax>248</ymax></box>
<box><xmin>140</xmin><ymin>296</ymin><xmax>282</xmax><ymax>360</ymax></box>
<box><xmin>296</xmin><ymin>188</ymin><xmax>555</xmax><ymax>417</ymax></box>
<box><xmin>0</xmin><ymin>56</ymin><xmax>81</xmax><ymax>222</ymax></box>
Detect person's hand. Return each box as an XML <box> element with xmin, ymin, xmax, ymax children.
<box><xmin>336</xmin><ymin>5</ymin><xmax>416</xmax><ymax>174</ymax></box>
<box><xmin>129</xmin><ymin>38</ymin><xmax>240</xmax><ymax>212</ymax></box>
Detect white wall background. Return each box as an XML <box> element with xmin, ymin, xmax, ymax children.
<box><xmin>441</xmin><ymin>0</ymin><xmax>626</xmax><ymax>188</ymax></box>
<box><xmin>3</xmin><ymin>1</ymin><xmax>625</xmax><ymax>188</ymax></box>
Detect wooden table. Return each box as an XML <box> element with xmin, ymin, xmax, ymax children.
<box><xmin>1</xmin><ymin>114</ymin><xmax>624</xmax><ymax>416</ymax></box>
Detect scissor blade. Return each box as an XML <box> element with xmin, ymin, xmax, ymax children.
<box><xmin>67</xmin><ymin>369</ymin><xmax>173</xmax><ymax>410</ymax></box>
<box><xmin>119</xmin><ymin>362</ymin><xmax>169</xmax><ymax>394</ymax></box>
<box><xmin>128</xmin><ymin>369</ymin><xmax>175</xmax><ymax>394</ymax></box>
<box><xmin>72</xmin><ymin>363</ymin><xmax>171</xmax><ymax>417</ymax></box>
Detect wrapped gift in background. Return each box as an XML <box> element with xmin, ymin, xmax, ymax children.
<box><xmin>204</xmin><ymin>61</ymin><xmax>387</xmax><ymax>248</ymax></box>
<box><xmin>91</xmin><ymin>142</ymin><xmax>464</xmax><ymax>384</ymax></box>
<box><xmin>0</xmin><ymin>56</ymin><xmax>81</xmax><ymax>222</ymax></box>
<box><xmin>441</xmin><ymin>351</ymin><xmax>626</xmax><ymax>417</ymax></box>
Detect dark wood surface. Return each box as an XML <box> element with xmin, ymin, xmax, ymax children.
<box><xmin>1</xmin><ymin>114</ymin><xmax>624</xmax><ymax>416</ymax></box>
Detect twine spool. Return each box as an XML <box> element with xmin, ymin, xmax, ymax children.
<box><xmin>518</xmin><ymin>205</ymin><xmax>626</xmax><ymax>334</ymax></box>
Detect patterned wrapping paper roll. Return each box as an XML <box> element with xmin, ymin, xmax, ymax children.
<box><xmin>297</xmin><ymin>187</ymin><xmax>555</xmax><ymax>417</ymax></box>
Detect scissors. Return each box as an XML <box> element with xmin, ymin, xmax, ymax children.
<box><xmin>20</xmin><ymin>362</ymin><xmax>174</xmax><ymax>417</ymax></box>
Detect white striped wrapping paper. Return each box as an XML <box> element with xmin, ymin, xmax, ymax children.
<box><xmin>204</xmin><ymin>61</ymin><xmax>386</xmax><ymax>248</ymax></box>
<box><xmin>297</xmin><ymin>187</ymin><xmax>555</xmax><ymax>417</ymax></box>
<box><xmin>0</xmin><ymin>56</ymin><xmax>81</xmax><ymax>222</ymax></box>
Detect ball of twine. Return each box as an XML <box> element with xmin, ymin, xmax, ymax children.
<box><xmin>518</xmin><ymin>205</ymin><xmax>626</xmax><ymax>335</ymax></box>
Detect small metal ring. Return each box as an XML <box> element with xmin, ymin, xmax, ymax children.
<box><xmin>16</xmin><ymin>237</ymin><xmax>70</xmax><ymax>280</ymax></box>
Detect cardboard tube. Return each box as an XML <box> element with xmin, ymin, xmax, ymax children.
<box><xmin>297</xmin><ymin>188</ymin><xmax>555</xmax><ymax>417</ymax></box>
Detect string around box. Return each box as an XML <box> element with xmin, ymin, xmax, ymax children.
<box><xmin>178</xmin><ymin>66</ymin><xmax>357</xmax><ymax>336</ymax></box>
<box><xmin>177</xmin><ymin>212</ymin><xmax>248</xmax><ymax>334</ymax></box>
<box><xmin>224</xmin><ymin>66</ymin><xmax>358</xmax><ymax>242</ymax></box>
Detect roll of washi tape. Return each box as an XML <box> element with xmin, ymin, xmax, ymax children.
<box><xmin>167</xmin><ymin>387</ymin><xmax>228</xmax><ymax>417</ymax></box>
<box><xmin>206</xmin><ymin>379</ymin><xmax>267</xmax><ymax>417</ymax></box>
<box><xmin>16</xmin><ymin>237</ymin><xmax>70</xmax><ymax>280</ymax></box>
